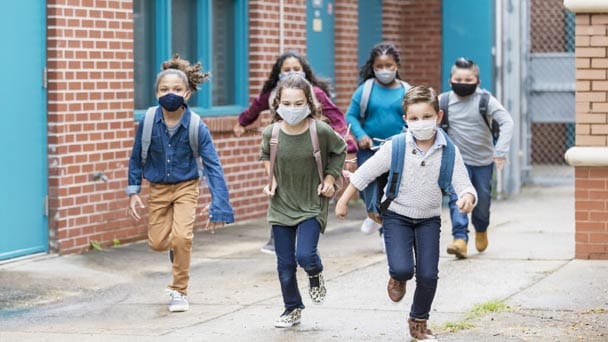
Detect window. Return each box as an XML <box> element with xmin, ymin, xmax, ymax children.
<box><xmin>133</xmin><ymin>0</ymin><xmax>249</xmax><ymax>118</ymax></box>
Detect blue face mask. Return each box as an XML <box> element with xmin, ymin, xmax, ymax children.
<box><xmin>279</xmin><ymin>71</ymin><xmax>306</xmax><ymax>80</ymax></box>
<box><xmin>158</xmin><ymin>93</ymin><xmax>185</xmax><ymax>111</ymax></box>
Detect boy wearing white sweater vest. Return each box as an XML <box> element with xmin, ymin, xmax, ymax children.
<box><xmin>336</xmin><ymin>85</ymin><xmax>476</xmax><ymax>340</ymax></box>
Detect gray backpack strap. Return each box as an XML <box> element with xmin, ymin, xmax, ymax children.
<box><xmin>189</xmin><ymin>111</ymin><xmax>203</xmax><ymax>173</ymax></box>
<box><xmin>359</xmin><ymin>78</ymin><xmax>375</xmax><ymax>121</ymax></box>
<box><xmin>141</xmin><ymin>106</ymin><xmax>158</xmax><ymax>165</ymax></box>
<box><xmin>399</xmin><ymin>80</ymin><xmax>411</xmax><ymax>91</ymax></box>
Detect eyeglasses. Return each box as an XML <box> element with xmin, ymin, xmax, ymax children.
<box><xmin>454</xmin><ymin>57</ymin><xmax>475</xmax><ymax>68</ymax></box>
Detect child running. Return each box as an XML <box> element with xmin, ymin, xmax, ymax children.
<box><xmin>336</xmin><ymin>85</ymin><xmax>476</xmax><ymax>340</ymax></box>
<box><xmin>260</xmin><ymin>75</ymin><xmax>346</xmax><ymax>328</ymax></box>
<box><xmin>127</xmin><ymin>55</ymin><xmax>234</xmax><ymax>312</ymax></box>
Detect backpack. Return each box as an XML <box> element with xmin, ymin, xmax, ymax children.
<box><xmin>376</xmin><ymin>129</ymin><xmax>456</xmax><ymax>214</ymax></box>
<box><xmin>141</xmin><ymin>106</ymin><xmax>203</xmax><ymax>172</ymax></box>
<box><xmin>438</xmin><ymin>90</ymin><xmax>499</xmax><ymax>144</ymax></box>
<box><xmin>268</xmin><ymin>118</ymin><xmax>344</xmax><ymax>195</ymax></box>
<box><xmin>359</xmin><ymin>78</ymin><xmax>411</xmax><ymax>121</ymax></box>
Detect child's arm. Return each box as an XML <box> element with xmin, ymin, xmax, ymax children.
<box><xmin>233</xmin><ymin>91</ymin><xmax>272</xmax><ymax>136</ymax></box>
<box><xmin>451</xmin><ymin>146</ymin><xmax>478</xmax><ymax>213</ymax></box>
<box><xmin>198</xmin><ymin>124</ymin><xmax>234</xmax><ymax>224</ymax></box>
<box><xmin>335</xmin><ymin>183</ymin><xmax>359</xmax><ymax>219</ymax></box>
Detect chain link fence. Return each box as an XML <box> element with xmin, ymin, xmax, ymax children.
<box><xmin>524</xmin><ymin>0</ymin><xmax>575</xmax><ymax>185</ymax></box>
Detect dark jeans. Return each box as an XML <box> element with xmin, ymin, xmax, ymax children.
<box><xmin>382</xmin><ymin>210</ymin><xmax>441</xmax><ymax>320</ymax></box>
<box><xmin>273</xmin><ymin>218</ymin><xmax>323</xmax><ymax>311</ymax></box>
<box><xmin>356</xmin><ymin>147</ymin><xmax>379</xmax><ymax>214</ymax></box>
<box><xmin>449</xmin><ymin>163</ymin><xmax>493</xmax><ymax>241</ymax></box>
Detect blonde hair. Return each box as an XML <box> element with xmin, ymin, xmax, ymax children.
<box><xmin>402</xmin><ymin>85</ymin><xmax>439</xmax><ymax>114</ymax></box>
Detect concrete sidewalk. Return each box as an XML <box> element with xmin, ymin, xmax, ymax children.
<box><xmin>0</xmin><ymin>185</ymin><xmax>606</xmax><ymax>341</ymax></box>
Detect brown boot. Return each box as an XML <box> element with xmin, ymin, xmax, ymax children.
<box><xmin>387</xmin><ymin>277</ymin><xmax>406</xmax><ymax>302</ymax></box>
<box><xmin>476</xmin><ymin>231</ymin><xmax>488</xmax><ymax>252</ymax></box>
<box><xmin>407</xmin><ymin>317</ymin><xmax>436</xmax><ymax>340</ymax></box>
<box><xmin>446</xmin><ymin>239</ymin><xmax>467</xmax><ymax>259</ymax></box>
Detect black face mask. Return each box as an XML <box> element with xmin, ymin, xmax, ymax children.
<box><xmin>158</xmin><ymin>93</ymin><xmax>185</xmax><ymax>111</ymax></box>
<box><xmin>451</xmin><ymin>83</ymin><xmax>477</xmax><ymax>97</ymax></box>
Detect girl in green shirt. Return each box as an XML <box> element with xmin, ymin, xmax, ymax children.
<box><xmin>260</xmin><ymin>75</ymin><xmax>347</xmax><ymax>328</ymax></box>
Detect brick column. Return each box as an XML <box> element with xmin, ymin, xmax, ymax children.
<box><xmin>565</xmin><ymin>0</ymin><xmax>608</xmax><ymax>259</ymax></box>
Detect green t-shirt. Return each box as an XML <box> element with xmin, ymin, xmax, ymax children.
<box><xmin>260</xmin><ymin>120</ymin><xmax>347</xmax><ymax>232</ymax></box>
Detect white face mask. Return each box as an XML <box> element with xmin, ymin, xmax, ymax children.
<box><xmin>408</xmin><ymin>119</ymin><xmax>437</xmax><ymax>141</ymax></box>
<box><xmin>277</xmin><ymin>105</ymin><xmax>311</xmax><ymax>125</ymax></box>
<box><xmin>375</xmin><ymin>68</ymin><xmax>396</xmax><ymax>85</ymax></box>
<box><xmin>279</xmin><ymin>71</ymin><xmax>306</xmax><ymax>80</ymax></box>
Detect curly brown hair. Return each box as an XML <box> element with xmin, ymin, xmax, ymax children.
<box><xmin>270</xmin><ymin>75</ymin><xmax>323</xmax><ymax>123</ymax></box>
<box><xmin>156</xmin><ymin>54</ymin><xmax>209</xmax><ymax>92</ymax></box>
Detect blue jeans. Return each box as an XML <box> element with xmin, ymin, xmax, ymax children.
<box><xmin>273</xmin><ymin>218</ymin><xmax>323</xmax><ymax>311</ymax></box>
<box><xmin>449</xmin><ymin>163</ymin><xmax>494</xmax><ymax>241</ymax></box>
<box><xmin>356</xmin><ymin>148</ymin><xmax>379</xmax><ymax>214</ymax></box>
<box><xmin>382</xmin><ymin>210</ymin><xmax>441</xmax><ymax>320</ymax></box>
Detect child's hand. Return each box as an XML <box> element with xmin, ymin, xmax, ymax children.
<box><xmin>335</xmin><ymin>199</ymin><xmax>349</xmax><ymax>219</ymax></box>
<box><xmin>456</xmin><ymin>193</ymin><xmax>475</xmax><ymax>214</ymax></box>
<box><xmin>204</xmin><ymin>220</ymin><xmax>224</xmax><ymax>234</ymax></box>
<box><xmin>358</xmin><ymin>136</ymin><xmax>373</xmax><ymax>149</ymax></box>
<box><xmin>233</xmin><ymin>123</ymin><xmax>246</xmax><ymax>137</ymax></box>
<box><xmin>318</xmin><ymin>180</ymin><xmax>336</xmax><ymax>198</ymax></box>
<box><xmin>128</xmin><ymin>194</ymin><xmax>145</xmax><ymax>221</ymax></box>
<box><xmin>494</xmin><ymin>157</ymin><xmax>507</xmax><ymax>171</ymax></box>
<box><xmin>263</xmin><ymin>180</ymin><xmax>277</xmax><ymax>197</ymax></box>
<box><xmin>368</xmin><ymin>212</ymin><xmax>382</xmax><ymax>224</ymax></box>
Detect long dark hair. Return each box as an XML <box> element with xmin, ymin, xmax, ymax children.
<box><xmin>261</xmin><ymin>50</ymin><xmax>331</xmax><ymax>96</ymax></box>
<box><xmin>359</xmin><ymin>42</ymin><xmax>402</xmax><ymax>84</ymax></box>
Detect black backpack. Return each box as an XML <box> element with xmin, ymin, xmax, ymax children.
<box><xmin>439</xmin><ymin>90</ymin><xmax>499</xmax><ymax>144</ymax></box>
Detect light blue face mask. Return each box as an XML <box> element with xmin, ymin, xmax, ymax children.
<box><xmin>279</xmin><ymin>71</ymin><xmax>306</xmax><ymax>80</ymax></box>
<box><xmin>276</xmin><ymin>105</ymin><xmax>311</xmax><ymax>125</ymax></box>
<box><xmin>375</xmin><ymin>68</ymin><xmax>397</xmax><ymax>85</ymax></box>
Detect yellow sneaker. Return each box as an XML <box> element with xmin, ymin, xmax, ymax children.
<box><xmin>446</xmin><ymin>239</ymin><xmax>467</xmax><ymax>259</ymax></box>
<box><xmin>476</xmin><ymin>231</ymin><xmax>488</xmax><ymax>252</ymax></box>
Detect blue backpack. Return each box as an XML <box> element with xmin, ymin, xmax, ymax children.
<box><xmin>377</xmin><ymin>129</ymin><xmax>456</xmax><ymax>214</ymax></box>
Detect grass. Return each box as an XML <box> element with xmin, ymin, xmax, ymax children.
<box><xmin>436</xmin><ymin>300</ymin><xmax>510</xmax><ymax>333</ymax></box>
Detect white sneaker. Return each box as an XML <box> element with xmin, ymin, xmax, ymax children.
<box><xmin>360</xmin><ymin>217</ymin><xmax>381</xmax><ymax>235</ymax></box>
<box><xmin>166</xmin><ymin>289</ymin><xmax>189</xmax><ymax>312</ymax></box>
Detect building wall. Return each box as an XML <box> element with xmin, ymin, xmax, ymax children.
<box><xmin>573</xmin><ymin>13</ymin><xmax>608</xmax><ymax>259</ymax></box>
<box><xmin>384</xmin><ymin>0</ymin><xmax>442</xmax><ymax>90</ymax></box>
<box><xmin>46</xmin><ymin>0</ymin><xmax>444</xmax><ymax>254</ymax></box>
<box><xmin>47</xmin><ymin>0</ymin><xmax>138</xmax><ymax>254</ymax></box>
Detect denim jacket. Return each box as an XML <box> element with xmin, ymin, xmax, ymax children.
<box><xmin>127</xmin><ymin>107</ymin><xmax>234</xmax><ymax>223</ymax></box>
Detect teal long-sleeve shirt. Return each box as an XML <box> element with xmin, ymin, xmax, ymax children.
<box><xmin>345</xmin><ymin>81</ymin><xmax>406</xmax><ymax>144</ymax></box>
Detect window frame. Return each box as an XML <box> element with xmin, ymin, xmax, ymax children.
<box><xmin>134</xmin><ymin>0</ymin><xmax>249</xmax><ymax>120</ymax></box>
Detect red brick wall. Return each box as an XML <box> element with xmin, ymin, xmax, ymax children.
<box><xmin>47</xmin><ymin>0</ymin><xmax>137</xmax><ymax>254</ymax></box>
<box><xmin>573</xmin><ymin>13</ymin><xmax>608</xmax><ymax>259</ymax></box>
<box><xmin>45</xmin><ymin>0</ymin><xmax>444</xmax><ymax>255</ymax></box>
<box><xmin>334</xmin><ymin>0</ymin><xmax>359</xmax><ymax>112</ymax></box>
<box><xmin>383</xmin><ymin>0</ymin><xmax>442</xmax><ymax>90</ymax></box>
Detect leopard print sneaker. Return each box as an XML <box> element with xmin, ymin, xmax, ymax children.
<box><xmin>308</xmin><ymin>272</ymin><xmax>326</xmax><ymax>304</ymax></box>
<box><xmin>274</xmin><ymin>308</ymin><xmax>302</xmax><ymax>328</ymax></box>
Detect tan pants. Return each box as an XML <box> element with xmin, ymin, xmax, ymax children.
<box><xmin>147</xmin><ymin>179</ymin><xmax>199</xmax><ymax>295</ymax></box>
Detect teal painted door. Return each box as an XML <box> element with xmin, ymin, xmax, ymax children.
<box><xmin>307</xmin><ymin>0</ymin><xmax>335</xmax><ymax>83</ymax></box>
<box><xmin>442</xmin><ymin>0</ymin><xmax>495</xmax><ymax>93</ymax></box>
<box><xmin>0</xmin><ymin>1</ymin><xmax>48</xmax><ymax>260</ymax></box>
<box><xmin>358</xmin><ymin>0</ymin><xmax>382</xmax><ymax>69</ymax></box>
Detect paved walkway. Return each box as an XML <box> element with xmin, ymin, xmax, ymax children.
<box><xmin>0</xmin><ymin>185</ymin><xmax>606</xmax><ymax>341</ymax></box>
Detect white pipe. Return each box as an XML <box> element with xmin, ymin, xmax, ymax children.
<box><xmin>565</xmin><ymin>147</ymin><xmax>608</xmax><ymax>166</ymax></box>
<box><xmin>564</xmin><ymin>0</ymin><xmax>608</xmax><ymax>13</ymax></box>
<box><xmin>279</xmin><ymin>0</ymin><xmax>284</xmax><ymax>53</ymax></box>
